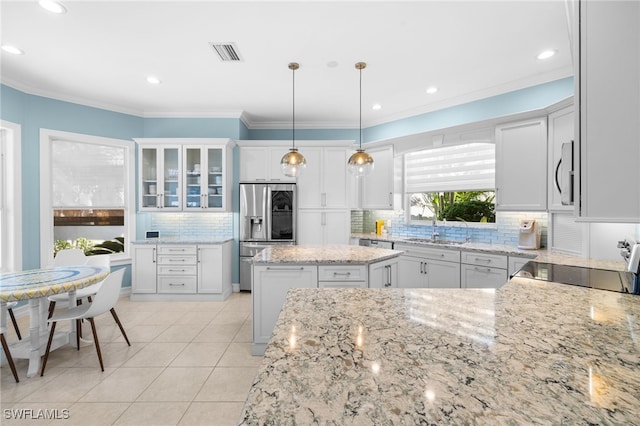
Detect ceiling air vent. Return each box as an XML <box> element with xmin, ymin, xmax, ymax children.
<box><xmin>209</xmin><ymin>42</ymin><xmax>242</xmax><ymax>62</ymax></box>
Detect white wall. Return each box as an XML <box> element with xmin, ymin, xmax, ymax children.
<box><xmin>588</xmin><ymin>223</ymin><xmax>640</xmax><ymax>260</ymax></box>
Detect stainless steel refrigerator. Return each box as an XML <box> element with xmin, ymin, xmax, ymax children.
<box><xmin>239</xmin><ymin>183</ymin><xmax>297</xmax><ymax>291</ymax></box>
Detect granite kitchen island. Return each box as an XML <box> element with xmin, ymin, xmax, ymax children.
<box><xmin>241</xmin><ymin>276</ymin><xmax>640</xmax><ymax>424</ymax></box>
<box><xmin>251</xmin><ymin>245</ymin><xmax>403</xmax><ymax>355</ymax></box>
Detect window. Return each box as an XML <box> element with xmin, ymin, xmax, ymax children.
<box><xmin>405</xmin><ymin>143</ymin><xmax>496</xmax><ymax>224</ymax></box>
<box><xmin>0</xmin><ymin>120</ymin><xmax>22</xmax><ymax>272</ymax></box>
<box><xmin>40</xmin><ymin>130</ymin><xmax>135</xmax><ymax>265</ymax></box>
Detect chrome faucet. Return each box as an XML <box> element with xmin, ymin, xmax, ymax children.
<box><xmin>461</xmin><ymin>219</ymin><xmax>471</xmax><ymax>242</ymax></box>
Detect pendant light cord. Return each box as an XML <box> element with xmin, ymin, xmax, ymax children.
<box><xmin>292</xmin><ymin>65</ymin><xmax>296</xmax><ymax>150</ymax></box>
<box><xmin>359</xmin><ymin>65</ymin><xmax>362</xmax><ymax>150</ymax></box>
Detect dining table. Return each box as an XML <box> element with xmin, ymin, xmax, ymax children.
<box><xmin>0</xmin><ymin>265</ymin><xmax>110</xmax><ymax>378</ymax></box>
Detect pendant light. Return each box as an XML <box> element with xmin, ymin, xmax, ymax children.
<box><xmin>347</xmin><ymin>62</ymin><xmax>374</xmax><ymax>177</ymax></box>
<box><xmin>281</xmin><ymin>62</ymin><xmax>306</xmax><ymax>177</ymax></box>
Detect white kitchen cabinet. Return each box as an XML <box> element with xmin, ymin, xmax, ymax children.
<box><xmin>138</xmin><ymin>144</ymin><xmax>182</xmax><ymax>211</ymax></box>
<box><xmin>198</xmin><ymin>243</ymin><xmax>232</xmax><ymax>294</ymax></box>
<box><xmin>238</xmin><ymin>145</ymin><xmax>296</xmax><ymax>182</ymax></box>
<box><xmin>252</xmin><ymin>264</ymin><xmax>318</xmax><ymax>353</ymax></box>
<box><xmin>369</xmin><ymin>258</ymin><xmax>398</xmax><ymax>288</ymax></box>
<box><xmin>318</xmin><ymin>264</ymin><xmax>367</xmax><ymax>288</ymax></box>
<box><xmin>183</xmin><ymin>145</ymin><xmax>232</xmax><ymax>211</ymax></box>
<box><xmin>461</xmin><ymin>251</ymin><xmax>508</xmax><ymax>288</ymax></box>
<box><xmin>136</xmin><ymin>138</ymin><xmax>234</xmax><ymax>212</ymax></box>
<box><xmin>297</xmin><ymin>147</ymin><xmax>349</xmax><ymax>209</ymax></box>
<box><xmin>394</xmin><ymin>243</ymin><xmax>461</xmax><ymax>288</ymax></box>
<box><xmin>131</xmin><ymin>244</ymin><xmax>157</xmax><ymax>294</ymax></box>
<box><xmin>361</xmin><ymin>146</ymin><xmax>395</xmax><ymax>210</ymax></box>
<box><xmin>297</xmin><ymin>209</ymin><xmax>350</xmax><ymax>245</ymax></box>
<box><xmin>575</xmin><ymin>0</ymin><xmax>640</xmax><ymax>221</ymax></box>
<box><xmin>130</xmin><ymin>241</ymin><xmax>233</xmax><ymax>301</ymax></box>
<box><xmin>157</xmin><ymin>245</ymin><xmax>198</xmax><ymax>294</ymax></box>
<box><xmin>547</xmin><ymin>104</ymin><xmax>574</xmax><ymax>212</ymax></box>
<box><xmin>495</xmin><ymin>118</ymin><xmax>548</xmax><ymax>211</ymax></box>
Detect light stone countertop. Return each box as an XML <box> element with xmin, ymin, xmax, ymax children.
<box><xmin>251</xmin><ymin>244</ymin><xmax>402</xmax><ymax>265</ymax></box>
<box><xmin>131</xmin><ymin>238</ymin><xmax>233</xmax><ymax>245</ymax></box>
<box><xmin>240</xmin><ymin>278</ymin><xmax>640</xmax><ymax>424</ymax></box>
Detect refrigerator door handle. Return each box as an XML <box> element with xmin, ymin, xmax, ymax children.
<box><xmin>265</xmin><ymin>186</ymin><xmax>272</xmax><ymax>241</ymax></box>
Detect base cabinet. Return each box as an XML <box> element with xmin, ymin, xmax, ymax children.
<box><xmin>461</xmin><ymin>251</ymin><xmax>508</xmax><ymax>288</ymax></box>
<box><xmin>394</xmin><ymin>243</ymin><xmax>461</xmax><ymax>288</ymax></box>
<box><xmin>252</xmin><ymin>265</ymin><xmax>318</xmax><ymax>351</ymax></box>
<box><xmin>132</xmin><ymin>244</ymin><xmax>157</xmax><ymax>294</ymax></box>
<box><xmin>131</xmin><ymin>241</ymin><xmax>232</xmax><ymax>300</ymax></box>
<box><xmin>369</xmin><ymin>259</ymin><xmax>398</xmax><ymax>288</ymax></box>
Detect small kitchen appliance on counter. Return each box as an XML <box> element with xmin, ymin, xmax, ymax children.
<box><xmin>518</xmin><ymin>219</ymin><xmax>540</xmax><ymax>249</ymax></box>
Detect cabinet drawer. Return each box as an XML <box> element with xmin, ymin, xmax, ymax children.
<box><xmin>158</xmin><ymin>265</ymin><xmax>197</xmax><ymax>276</ymax></box>
<box><xmin>318</xmin><ymin>265</ymin><xmax>367</xmax><ymax>282</ymax></box>
<box><xmin>395</xmin><ymin>243</ymin><xmax>460</xmax><ymax>263</ymax></box>
<box><xmin>461</xmin><ymin>264</ymin><xmax>508</xmax><ymax>288</ymax></box>
<box><xmin>158</xmin><ymin>245</ymin><xmax>197</xmax><ymax>255</ymax></box>
<box><xmin>158</xmin><ymin>276</ymin><xmax>197</xmax><ymax>293</ymax></box>
<box><xmin>157</xmin><ymin>255</ymin><xmax>197</xmax><ymax>265</ymax></box>
<box><xmin>319</xmin><ymin>281</ymin><xmax>368</xmax><ymax>288</ymax></box>
<box><xmin>461</xmin><ymin>251</ymin><xmax>508</xmax><ymax>269</ymax></box>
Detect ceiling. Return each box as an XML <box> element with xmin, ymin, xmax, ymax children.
<box><xmin>0</xmin><ymin>1</ymin><xmax>573</xmax><ymax>129</ymax></box>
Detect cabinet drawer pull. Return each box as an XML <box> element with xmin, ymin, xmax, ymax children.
<box><xmin>168</xmin><ymin>249</ymin><xmax>186</xmax><ymax>252</ymax></box>
<box><xmin>333</xmin><ymin>272</ymin><xmax>351</xmax><ymax>276</ymax></box>
<box><xmin>474</xmin><ymin>267</ymin><xmax>492</xmax><ymax>273</ymax></box>
<box><xmin>169</xmin><ymin>283</ymin><xmax>186</xmax><ymax>286</ymax></box>
<box><xmin>474</xmin><ymin>257</ymin><xmax>492</xmax><ymax>262</ymax></box>
<box><xmin>168</xmin><ymin>259</ymin><xmax>186</xmax><ymax>262</ymax></box>
<box><xmin>266</xmin><ymin>267</ymin><xmax>305</xmax><ymax>271</ymax></box>
<box><xmin>168</xmin><ymin>269</ymin><xmax>186</xmax><ymax>272</ymax></box>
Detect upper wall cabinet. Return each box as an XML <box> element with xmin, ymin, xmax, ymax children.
<box><xmin>547</xmin><ymin>104</ymin><xmax>574</xmax><ymax>212</ymax></box>
<box><xmin>135</xmin><ymin>138</ymin><xmax>234</xmax><ymax>212</ymax></box>
<box><xmin>575</xmin><ymin>0</ymin><xmax>640</xmax><ymax>221</ymax></box>
<box><xmin>360</xmin><ymin>146</ymin><xmax>396</xmax><ymax>210</ymax></box>
<box><xmin>296</xmin><ymin>146</ymin><xmax>350</xmax><ymax>209</ymax></box>
<box><xmin>238</xmin><ymin>143</ymin><xmax>296</xmax><ymax>182</ymax></box>
<box><xmin>495</xmin><ymin>118</ymin><xmax>548</xmax><ymax>211</ymax></box>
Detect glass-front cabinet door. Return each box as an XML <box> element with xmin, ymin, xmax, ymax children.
<box><xmin>183</xmin><ymin>146</ymin><xmax>225</xmax><ymax>211</ymax></box>
<box><xmin>139</xmin><ymin>146</ymin><xmax>181</xmax><ymax>211</ymax></box>
<box><xmin>137</xmin><ymin>138</ymin><xmax>233</xmax><ymax>212</ymax></box>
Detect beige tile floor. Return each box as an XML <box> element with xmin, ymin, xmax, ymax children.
<box><xmin>1</xmin><ymin>292</ymin><xmax>260</xmax><ymax>425</ymax></box>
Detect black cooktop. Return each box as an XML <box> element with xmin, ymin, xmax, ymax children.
<box><xmin>513</xmin><ymin>261</ymin><xmax>638</xmax><ymax>295</ymax></box>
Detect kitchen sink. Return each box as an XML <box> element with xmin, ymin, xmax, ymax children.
<box><xmin>404</xmin><ymin>237</ymin><xmax>467</xmax><ymax>245</ymax></box>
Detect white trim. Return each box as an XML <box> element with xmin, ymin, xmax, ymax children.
<box><xmin>0</xmin><ymin>120</ymin><xmax>23</xmax><ymax>272</ymax></box>
<box><xmin>40</xmin><ymin>129</ymin><xmax>136</xmax><ymax>267</ymax></box>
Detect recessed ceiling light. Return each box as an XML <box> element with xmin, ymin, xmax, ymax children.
<box><xmin>146</xmin><ymin>76</ymin><xmax>162</xmax><ymax>85</ymax></box>
<box><xmin>426</xmin><ymin>86</ymin><xmax>438</xmax><ymax>95</ymax></box>
<box><xmin>537</xmin><ymin>49</ymin><xmax>557</xmax><ymax>60</ymax></box>
<box><xmin>327</xmin><ymin>61</ymin><xmax>339</xmax><ymax>68</ymax></box>
<box><xmin>1</xmin><ymin>45</ymin><xmax>24</xmax><ymax>55</ymax></box>
<box><xmin>372</xmin><ymin>104</ymin><xmax>382</xmax><ymax>110</ymax></box>
<box><xmin>39</xmin><ymin>0</ymin><xmax>67</xmax><ymax>14</ymax></box>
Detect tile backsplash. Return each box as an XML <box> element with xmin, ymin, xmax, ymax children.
<box><xmin>137</xmin><ymin>212</ymin><xmax>233</xmax><ymax>240</ymax></box>
<box><xmin>352</xmin><ymin>210</ymin><xmax>548</xmax><ymax>247</ymax></box>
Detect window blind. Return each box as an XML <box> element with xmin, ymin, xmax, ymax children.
<box><xmin>405</xmin><ymin>142</ymin><xmax>495</xmax><ymax>193</ymax></box>
<box><xmin>52</xmin><ymin>140</ymin><xmax>125</xmax><ymax>208</ymax></box>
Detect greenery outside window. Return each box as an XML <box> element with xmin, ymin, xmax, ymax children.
<box><xmin>409</xmin><ymin>191</ymin><xmax>496</xmax><ymax>223</ymax></box>
<box><xmin>405</xmin><ymin>142</ymin><xmax>495</xmax><ymax>225</ymax></box>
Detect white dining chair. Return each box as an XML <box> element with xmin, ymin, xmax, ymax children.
<box><xmin>40</xmin><ymin>268</ymin><xmax>126</xmax><ymax>376</ymax></box>
<box><xmin>47</xmin><ymin>248</ymin><xmax>88</xmax><ymax>319</ymax></box>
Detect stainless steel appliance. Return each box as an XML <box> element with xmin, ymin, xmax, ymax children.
<box><xmin>513</xmin><ymin>237</ymin><xmax>640</xmax><ymax>295</ymax></box>
<box><xmin>239</xmin><ymin>183</ymin><xmax>297</xmax><ymax>291</ymax></box>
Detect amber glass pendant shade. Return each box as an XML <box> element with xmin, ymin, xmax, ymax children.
<box><xmin>347</xmin><ymin>149</ymin><xmax>374</xmax><ymax>177</ymax></box>
<box><xmin>281</xmin><ymin>148</ymin><xmax>307</xmax><ymax>177</ymax></box>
